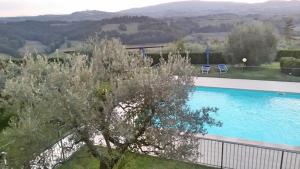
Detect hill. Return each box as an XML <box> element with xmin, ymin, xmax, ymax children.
<box><xmin>0</xmin><ymin>1</ymin><xmax>300</xmax><ymax>57</ymax></box>
<box><xmin>0</xmin><ymin>16</ymin><xmax>182</xmax><ymax>57</ymax></box>
<box><xmin>121</xmin><ymin>1</ymin><xmax>300</xmax><ymax>17</ymax></box>
<box><xmin>0</xmin><ymin>10</ymin><xmax>118</xmax><ymax>23</ymax></box>
<box><xmin>1</xmin><ymin>1</ymin><xmax>300</xmax><ymax>22</ymax></box>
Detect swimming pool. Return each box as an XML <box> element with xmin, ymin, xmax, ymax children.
<box><xmin>188</xmin><ymin>86</ymin><xmax>300</xmax><ymax>147</ymax></box>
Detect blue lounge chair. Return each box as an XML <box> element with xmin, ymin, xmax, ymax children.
<box><xmin>201</xmin><ymin>64</ymin><xmax>211</xmax><ymax>74</ymax></box>
<box><xmin>217</xmin><ymin>64</ymin><xmax>228</xmax><ymax>73</ymax></box>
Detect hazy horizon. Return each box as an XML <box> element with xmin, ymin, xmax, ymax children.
<box><xmin>0</xmin><ymin>0</ymin><xmax>293</xmax><ymax>17</ymax></box>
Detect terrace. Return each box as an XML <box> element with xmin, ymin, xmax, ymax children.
<box><xmin>31</xmin><ymin>77</ymin><xmax>300</xmax><ymax>169</ymax></box>
<box><xmin>1</xmin><ymin>1</ymin><xmax>300</xmax><ymax>169</ymax></box>
<box><xmin>22</xmin><ymin>46</ymin><xmax>300</xmax><ymax>169</ymax></box>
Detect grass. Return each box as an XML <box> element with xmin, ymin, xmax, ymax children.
<box><xmin>58</xmin><ymin>147</ymin><xmax>215</xmax><ymax>169</ymax></box>
<box><xmin>194</xmin><ymin>62</ymin><xmax>300</xmax><ymax>82</ymax></box>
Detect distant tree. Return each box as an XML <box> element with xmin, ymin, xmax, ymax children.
<box><xmin>283</xmin><ymin>17</ymin><xmax>295</xmax><ymax>45</ymax></box>
<box><xmin>226</xmin><ymin>21</ymin><xmax>278</xmax><ymax>66</ymax></box>
<box><xmin>1</xmin><ymin>39</ymin><xmax>221</xmax><ymax>169</ymax></box>
<box><xmin>118</xmin><ymin>24</ymin><xmax>127</xmax><ymax>31</ymax></box>
<box><xmin>174</xmin><ymin>39</ymin><xmax>186</xmax><ymax>52</ymax></box>
<box><xmin>121</xmin><ymin>30</ymin><xmax>177</xmax><ymax>45</ymax></box>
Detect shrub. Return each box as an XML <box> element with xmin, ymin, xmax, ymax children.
<box><xmin>276</xmin><ymin>50</ymin><xmax>300</xmax><ymax>60</ymax></box>
<box><xmin>226</xmin><ymin>21</ymin><xmax>277</xmax><ymax>66</ymax></box>
<box><xmin>280</xmin><ymin>57</ymin><xmax>300</xmax><ymax>76</ymax></box>
<box><xmin>147</xmin><ymin>52</ymin><xmax>226</xmax><ymax>65</ymax></box>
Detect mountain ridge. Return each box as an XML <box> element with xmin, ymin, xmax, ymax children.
<box><xmin>0</xmin><ymin>10</ymin><xmax>118</xmax><ymax>22</ymax></box>
<box><xmin>0</xmin><ymin>1</ymin><xmax>300</xmax><ymax>22</ymax></box>
<box><xmin>120</xmin><ymin>0</ymin><xmax>300</xmax><ymax>17</ymax></box>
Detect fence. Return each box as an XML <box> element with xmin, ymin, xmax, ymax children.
<box><xmin>21</xmin><ymin>131</ymin><xmax>300</xmax><ymax>169</ymax></box>
<box><xmin>194</xmin><ymin>136</ymin><xmax>300</xmax><ymax>169</ymax></box>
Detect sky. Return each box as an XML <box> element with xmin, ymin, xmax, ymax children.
<box><xmin>0</xmin><ymin>0</ymin><xmax>280</xmax><ymax>17</ymax></box>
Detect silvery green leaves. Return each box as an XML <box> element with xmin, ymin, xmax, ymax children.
<box><xmin>1</xmin><ymin>39</ymin><xmax>220</xmax><ymax>169</ymax></box>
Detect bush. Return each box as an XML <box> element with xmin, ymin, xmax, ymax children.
<box><xmin>276</xmin><ymin>50</ymin><xmax>300</xmax><ymax>60</ymax></box>
<box><xmin>280</xmin><ymin>57</ymin><xmax>300</xmax><ymax>76</ymax></box>
<box><xmin>226</xmin><ymin>21</ymin><xmax>277</xmax><ymax>66</ymax></box>
<box><xmin>147</xmin><ymin>52</ymin><xmax>226</xmax><ymax>65</ymax></box>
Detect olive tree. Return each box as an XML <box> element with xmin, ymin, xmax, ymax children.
<box><xmin>1</xmin><ymin>39</ymin><xmax>221</xmax><ymax>169</ymax></box>
<box><xmin>226</xmin><ymin>21</ymin><xmax>278</xmax><ymax>66</ymax></box>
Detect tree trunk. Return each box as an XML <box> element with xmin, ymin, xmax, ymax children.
<box><xmin>99</xmin><ymin>156</ymin><xmax>121</xmax><ymax>169</ymax></box>
<box><xmin>99</xmin><ymin>159</ymin><xmax>110</xmax><ymax>169</ymax></box>
<box><xmin>77</xmin><ymin>128</ymin><xmax>120</xmax><ymax>169</ymax></box>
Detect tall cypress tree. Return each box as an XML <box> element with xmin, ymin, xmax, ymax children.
<box><xmin>284</xmin><ymin>17</ymin><xmax>295</xmax><ymax>45</ymax></box>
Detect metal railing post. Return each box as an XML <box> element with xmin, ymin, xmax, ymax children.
<box><xmin>280</xmin><ymin>151</ymin><xmax>284</xmax><ymax>169</ymax></box>
<box><xmin>221</xmin><ymin>142</ymin><xmax>224</xmax><ymax>169</ymax></box>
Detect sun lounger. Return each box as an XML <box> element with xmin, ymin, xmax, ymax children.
<box><xmin>201</xmin><ymin>65</ymin><xmax>211</xmax><ymax>74</ymax></box>
<box><xmin>217</xmin><ymin>64</ymin><xmax>228</xmax><ymax>73</ymax></box>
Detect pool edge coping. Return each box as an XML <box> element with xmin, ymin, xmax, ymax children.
<box><xmin>195</xmin><ymin>134</ymin><xmax>300</xmax><ymax>152</ymax></box>
<box><xmin>193</xmin><ymin>77</ymin><xmax>300</xmax><ymax>94</ymax></box>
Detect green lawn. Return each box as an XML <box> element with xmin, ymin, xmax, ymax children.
<box><xmin>58</xmin><ymin>147</ymin><xmax>215</xmax><ymax>169</ymax></box>
<box><xmin>194</xmin><ymin>62</ymin><xmax>300</xmax><ymax>82</ymax></box>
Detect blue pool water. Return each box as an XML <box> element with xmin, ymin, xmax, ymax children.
<box><xmin>188</xmin><ymin>87</ymin><xmax>300</xmax><ymax>146</ymax></box>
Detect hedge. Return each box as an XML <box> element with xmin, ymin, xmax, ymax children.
<box><xmin>280</xmin><ymin>57</ymin><xmax>300</xmax><ymax>76</ymax></box>
<box><xmin>147</xmin><ymin>52</ymin><xmax>226</xmax><ymax>65</ymax></box>
<box><xmin>276</xmin><ymin>50</ymin><xmax>300</xmax><ymax>61</ymax></box>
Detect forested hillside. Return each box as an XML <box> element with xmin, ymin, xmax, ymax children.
<box><xmin>1</xmin><ymin>9</ymin><xmax>300</xmax><ymax>57</ymax></box>
<box><xmin>0</xmin><ymin>15</ymin><xmax>242</xmax><ymax>57</ymax></box>
<box><xmin>0</xmin><ymin>16</ymin><xmax>180</xmax><ymax>57</ymax></box>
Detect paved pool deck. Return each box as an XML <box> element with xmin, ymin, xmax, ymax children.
<box><xmin>193</xmin><ymin>77</ymin><xmax>300</xmax><ymax>93</ymax></box>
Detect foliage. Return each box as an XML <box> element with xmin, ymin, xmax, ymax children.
<box><xmin>0</xmin><ymin>105</ymin><xmax>12</xmax><ymax>132</ymax></box>
<box><xmin>0</xmin><ymin>59</ymin><xmax>22</xmax><ymax>132</ymax></box>
<box><xmin>0</xmin><ymin>56</ymin><xmax>72</xmax><ymax>168</ymax></box>
<box><xmin>193</xmin><ymin>23</ymin><xmax>233</xmax><ymax>33</ymax></box>
<box><xmin>280</xmin><ymin>57</ymin><xmax>300</xmax><ymax>76</ymax></box>
<box><xmin>0</xmin><ymin>39</ymin><xmax>221</xmax><ymax>169</ymax></box>
<box><xmin>226</xmin><ymin>21</ymin><xmax>278</xmax><ymax>66</ymax></box>
<box><xmin>121</xmin><ymin>30</ymin><xmax>178</xmax><ymax>44</ymax></box>
<box><xmin>276</xmin><ymin>49</ymin><xmax>300</xmax><ymax>60</ymax></box>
